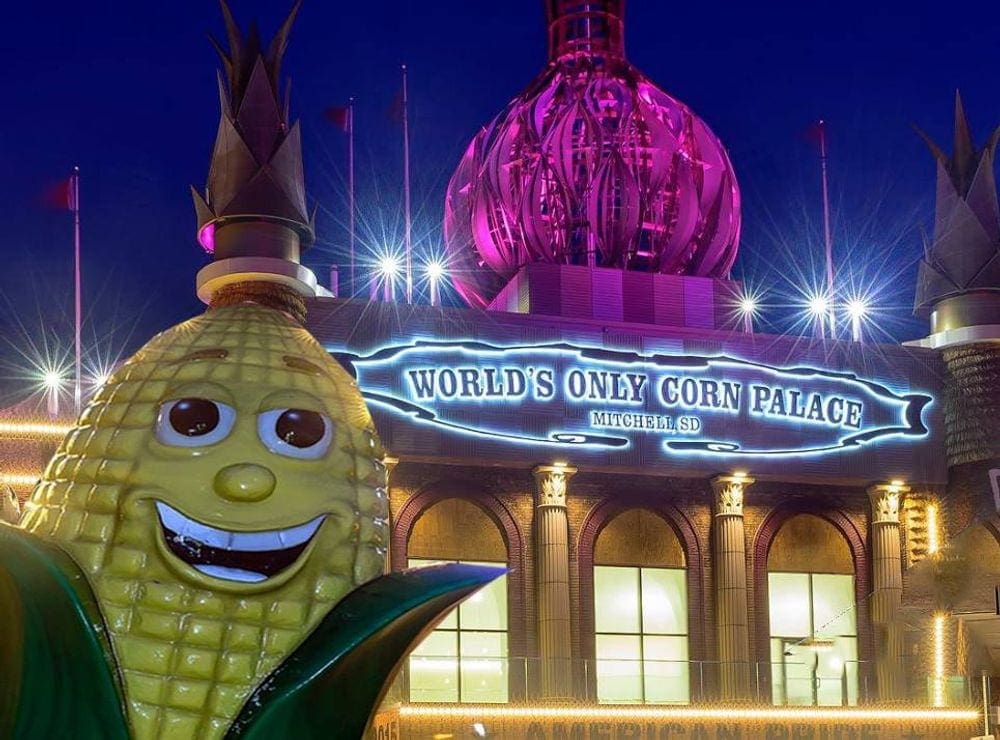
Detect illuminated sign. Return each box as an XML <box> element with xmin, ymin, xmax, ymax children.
<box><xmin>334</xmin><ymin>341</ymin><xmax>932</xmax><ymax>458</ymax></box>
<box><xmin>372</xmin><ymin>706</ymin><xmax>979</xmax><ymax>740</ymax></box>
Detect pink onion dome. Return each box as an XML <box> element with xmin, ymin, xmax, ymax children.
<box><xmin>444</xmin><ymin>0</ymin><xmax>742</xmax><ymax>308</ymax></box>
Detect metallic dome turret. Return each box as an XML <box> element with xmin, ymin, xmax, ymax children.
<box><xmin>443</xmin><ymin>0</ymin><xmax>742</xmax><ymax>308</ymax></box>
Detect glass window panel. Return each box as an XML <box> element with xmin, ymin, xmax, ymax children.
<box><xmin>780</xmin><ymin>644</ymin><xmax>815</xmax><ymax>706</ymax></box>
<box><xmin>642</xmin><ymin>636</ymin><xmax>689</xmax><ymax>704</ymax></box>
<box><xmin>595</xmin><ymin>566</ymin><xmax>641</xmax><ymax>634</ymax></box>
<box><xmin>770</xmin><ymin>638</ymin><xmax>787</xmax><ymax>705</ymax></box>
<box><xmin>596</xmin><ymin>634</ymin><xmax>642</xmax><ymax>703</ymax></box>
<box><xmin>409</xmin><ymin>658</ymin><xmax>459</xmax><ymax>703</ymax></box>
<box><xmin>460</xmin><ymin>574</ymin><xmax>508</xmax><ymax>630</ymax></box>
<box><xmin>409</xmin><ymin>630</ymin><xmax>459</xmax><ymax>703</ymax></box>
<box><xmin>411</xmin><ymin>629</ymin><xmax>457</xmax><ymax>658</ymax></box>
<box><xmin>436</xmin><ymin>607</ymin><xmax>459</xmax><ymax>630</ymax></box>
<box><xmin>460</xmin><ymin>659</ymin><xmax>508</xmax><ymax>704</ymax></box>
<box><xmin>842</xmin><ymin>638</ymin><xmax>859</xmax><ymax>706</ymax></box>
<box><xmin>595</xmin><ymin>564</ymin><xmax>690</xmax><ymax>704</ymax></box>
<box><xmin>642</xmin><ymin>634</ymin><xmax>688</xmax><ymax>663</ymax></box>
<box><xmin>768</xmin><ymin>569</ymin><xmax>859</xmax><ymax>707</ymax></box>
<box><xmin>596</xmin><ymin>633</ymin><xmax>642</xmax><ymax>662</ymax></box>
<box><xmin>460</xmin><ymin>631</ymin><xmax>507</xmax><ymax>659</ymax></box>
<box><xmin>815</xmin><ymin>674</ymin><xmax>843</xmax><ymax>706</ymax></box>
<box><xmin>408</xmin><ymin>558</ymin><xmax>441</xmax><ymax>568</ymax></box>
<box><xmin>768</xmin><ymin>573</ymin><xmax>811</xmax><ymax>636</ymax></box>
<box><xmin>640</xmin><ymin>569</ymin><xmax>687</xmax><ymax>635</ymax></box>
<box><xmin>814</xmin><ymin>636</ymin><xmax>858</xmax><ymax>706</ymax></box>
<box><xmin>811</xmin><ymin>574</ymin><xmax>857</xmax><ymax>637</ymax></box>
<box><xmin>460</xmin><ymin>632</ymin><xmax>509</xmax><ymax>703</ymax></box>
<box><xmin>407</xmin><ymin>558</ymin><xmax>509</xmax><ymax>703</ymax></box>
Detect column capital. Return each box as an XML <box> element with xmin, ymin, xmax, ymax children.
<box><xmin>533</xmin><ymin>464</ymin><xmax>577</xmax><ymax>508</ymax></box>
<box><xmin>382</xmin><ymin>455</ymin><xmax>400</xmax><ymax>473</ymax></box>
<box><xmin>868</xmin><ymin>481</ymin><xmax>909</xmax><ymax>525</ymax></box>
<box><xmin>711</xmin><ymin>474</ymin><xmax>754</xmax><ymax>517</ymax></box>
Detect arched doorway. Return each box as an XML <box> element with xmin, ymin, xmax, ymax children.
<box><xmin>592</xmin><ymin>508</ymin><xmax>689</xmax><ymax>703</ymax></box>
<box><xmin>406</xmin><ymin>497</ymin><xmax>509</xmax><ymax>703</ymax></box>
<box><xmin>766</xmin><ymin>514</ymin><xmax>858</xmax><ymax>706</ymax></box>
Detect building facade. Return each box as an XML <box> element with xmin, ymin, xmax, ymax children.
<box><xmin>301</xmin><ymin>256</ymin><xmax>993</xmax><ymax>737</ymax></box>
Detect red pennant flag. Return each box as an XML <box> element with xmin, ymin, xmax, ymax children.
<box><xmin>324</xmin><ymin>105</ymin><xmax>351</xmax><ymax>132</ymax></box>
<box><xmin>803</xmin><ymin>119</ymin><xmax>828</xmax><ymax>149</ymax></box>
<box><xmin>42</xmin><ymin>175</ymin><xmax>77</xmax><ymax>211</ymax></box>
<box><xmin>387</xmin><ymin>89</ymin><xmax>405</xmax><ymax>126</ymax></box>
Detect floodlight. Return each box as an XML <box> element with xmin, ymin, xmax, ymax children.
<box><xmin>738</xmin><ymin>295</ymin><xmax>757</xmax><ymax>316</ymax></box>
<box><xmin>425</xmin><ymin>260</ymin><xmax>446</xmax><ymax>281</ymax></box>
<box><xmin>378</xmin><ymin>255</ymin><xmax>401</xmax><ymax>278</ymax></box>
<box><xmin>807</xmin><ymin>294</ymin><xmax>830</xmax><ymax>317</ymax></box>
<box><xmin>41</xmin><ymin>369</ymin><xmax>64</xmax><ymax>390</ymax></box>
<box><xmin>847</xmin><ymin>298</ymin><xmax>868</xmax><ymax>320</ymax></box>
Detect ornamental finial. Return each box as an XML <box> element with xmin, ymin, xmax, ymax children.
<box><xmin>914</xmin><ymin>92</ymin><xmax>1000</xmax><ymax>331</ymax></box>
<box><xmin>192</xmin><ymin>0</ymin><xmax>320</xmax><ymax>321</ymax></box>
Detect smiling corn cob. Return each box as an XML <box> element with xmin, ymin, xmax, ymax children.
<box><xmin>20</xmin><ymin>303</ymin><xmax>388</xmax><ymax>739</ymax></box>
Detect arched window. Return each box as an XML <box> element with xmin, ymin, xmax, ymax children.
<box><xmin>407</xmin><ymin>498</ymin><xmax>509</xmax><ymax>703</ymax></box>
<box><xmin>767</xmin><ymin>514</ymin><xmax>858</xmax><ymax>706</ymax></box>
<box><xmin>593</xmin><ymin>508</ymin><xmax>689</xmax><ymax>703</ymax></box>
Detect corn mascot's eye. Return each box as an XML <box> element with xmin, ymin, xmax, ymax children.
<box><xmin>258</xmin><ymin>408</ymin><xmax>333</xmax><ymax>459</ymax></box>
<box><xmin>156</xmin><ymin>398</ymin><xmax>237</xmax><ymax>446</ymax></box>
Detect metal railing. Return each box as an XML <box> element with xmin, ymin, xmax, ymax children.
<box><xmin>381</xmin><ymin>656</ymin><xmax>975</xmax><ymax>708</ymax></box>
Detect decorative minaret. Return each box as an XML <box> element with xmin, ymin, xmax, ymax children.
<box><xmin>191</xmin><ymin>0</ymin><xmax>321</xmax><ymax>324</ymax></box>
<box><xmin>913</xmin><ymin>95</ymin><xmax>1000</xmax><ymax>475</ymax></box>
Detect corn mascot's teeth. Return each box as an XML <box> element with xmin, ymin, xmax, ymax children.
<box><xmin>18</xmin><ymin>304</ymin><xmax>390</xmax><ymax>739</ymax></box>
<box><xmin>155</xmin><ymin>502</ymin><xmax>325</xmax><ymax>583</ymax></box>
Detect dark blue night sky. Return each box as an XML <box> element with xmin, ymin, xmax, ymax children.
<box><xmin>1</xmin><ymin>0</ymin><xmax>998</xmax><ymax>400</ymax></box>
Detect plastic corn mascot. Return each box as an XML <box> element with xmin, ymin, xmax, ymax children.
<box><xmin>0</xmin><ymin>3</ymin><xmax>499</xmax><ymax>738</ymax></box>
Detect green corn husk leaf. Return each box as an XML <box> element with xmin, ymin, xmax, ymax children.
<box><xmin>0</xmin><ymin>524</ymin><xmax>129</xmax><ymax>740</ymax></box>
<box><xmin>226</xmin><ymin>563</ymin><xmax>505</xmax><ymax>740</ymax></box>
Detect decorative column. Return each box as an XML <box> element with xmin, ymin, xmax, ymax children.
<box><xmin>533</xmin><ymin>464</ymin><xmax>577</xmax><ymax>699</ymax></box>
<box><xmin>868</xmin><ymin>481</ymin><xmax>908</xmax><ymax>701</ymax></box>
<box><xmin>711</xmin><ymin>474</ymin><xmax>754</xmax><ymax>700</ymax></box>
<box><xmin>382</xmin><ymin>456</ymin><xmax>399</xmax><ymax>573</ymax></box>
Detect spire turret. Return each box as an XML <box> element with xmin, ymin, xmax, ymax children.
<box><xmin>192</xmin><ymin>0</ymin><xmax>320</xmax><ymax>322</ymax></box>
<box><xmin>912</xmin><ymin>94</ymin><xmax>1000</xmax><ymax>469</ymax></box>
<box><xmin>546</xmin><ymin>0</ymin><xmax>625</xmax><ymax>61</ymax></box>
<box><xmin>914</xmin><ymin>92</ymin><xmax>1000</xmax><ymax>337</ymax></box>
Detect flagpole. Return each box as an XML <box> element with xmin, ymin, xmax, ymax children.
<box><xmin>402</xmin><ymin>63</ymin><xmax>413</xmax><ymax>304</ymax></box>
<box><xmin>818</xmin><ymin>120</ymin><xmax>835</xmax><ymax>337</ymax></box>
<box><xmin>73</xmin><ymin>166</ymin><xmax>82</xmax><ymax>415</ymax></box>
<box><xmin>348</xmin><ymin>97</ymin><xmax>356</xmax><ymax>298</ymax></box>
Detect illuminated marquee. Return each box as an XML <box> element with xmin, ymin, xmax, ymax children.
<box><xmin>371</xmin><ymin>705</ymin><xmax>980</xmax><ymax>740</ymax></box>
<box><xmin>333</xmin><ymin>341</ymin><xmax>932</xmax><ymax>457</ymax></box>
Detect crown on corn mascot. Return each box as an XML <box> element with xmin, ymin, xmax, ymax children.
<box><xmin>0</xmin><ymin>4</ymin><xmax>500</xmax><ymax>739</ymax></box>
<box><xmin>192</xmin><ymin>0</ymin><xmax>320</xmax><ymax>323</ymax></box>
